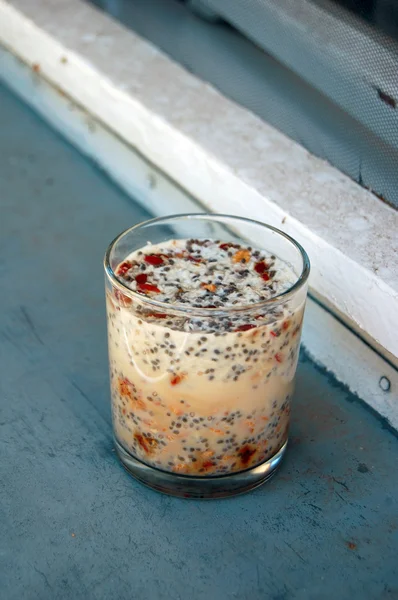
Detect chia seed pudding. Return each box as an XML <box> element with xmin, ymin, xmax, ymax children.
<box><xmin>106</xmin><ymin>238</ymin><xmax>305</xmax><ymax>477</ymax></box>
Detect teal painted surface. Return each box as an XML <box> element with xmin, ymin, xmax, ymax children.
<box><xmin>0</xmin><ymin>82</ymin><xmax>397</xmax><ymax>600</ymax></box>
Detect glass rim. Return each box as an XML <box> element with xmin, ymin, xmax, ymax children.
<box><xmin>104</xmin><ymin>213</ymin><xmax>310</xmax><ymax>315</ymax></box>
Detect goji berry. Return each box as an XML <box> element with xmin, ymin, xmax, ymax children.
<box><xmin>235</xmin><ymin>323</ymin><xmax>256</xmax><ymax>332</ymax></box>
<box><xmin>254</xmin><ymin>261</ymin><xmax>269</xmax><ymax>274</ymax></box>
<box><xmin>117</xmin><ymin>261</ymin><xmax>132</xmax><ymax>275</ymax></box>
<box><xmin>238</xmin><ymin>445</ymin><xmax>256</xmax><ymax>465</ymax></box>
<box><xmin>138</xmin><ymin>283</ymin><xmax>161</xmax><ymax>293</ymax></box>
<box><xmin>114</xmin><ymin>289</ymin><xmax>132</xmax><ymax>306</ymax></box>
<box><xmin>171</xmin><ymin>374</ymin><xmax>184</xmax><ymax>385</ymax></box>
<box><xmin>144</xmin><ymin>254</ymin><xmax>164</xmax><ymax>266</ymax></box>
<box><xmin>202</xmin><ymin>460</ymin><xmax>215</xmax><ymax>470</ymax></box>
<box><xmin>135</xmin><ymin>273</ymin><xmax>148</xmax><ymax>284</ymax></box>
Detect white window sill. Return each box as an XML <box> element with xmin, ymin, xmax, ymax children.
<box><xmin>0</xmin><ymin>0</ymin><xmax>397</xmax><ymax>423</ymax></box>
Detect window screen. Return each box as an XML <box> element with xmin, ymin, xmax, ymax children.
<box><xmin>91</xmin><ymin>0</ymin><xmax>398</xmax><ymax>208</ymax></box>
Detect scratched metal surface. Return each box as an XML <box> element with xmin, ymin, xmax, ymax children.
<box><xmin>0</xmin><ymin>81</ymin><xmax>397</xmax><ymax>600</ymax></box>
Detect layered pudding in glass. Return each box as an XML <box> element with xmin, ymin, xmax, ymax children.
<box><xmin>106</xmin><ymin>238</ymin><xmax>304</xmax><ymax>476</ymax></box>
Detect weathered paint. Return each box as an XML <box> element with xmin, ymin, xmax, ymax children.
<box><xmin>0</xmin><ymin>82</ymin><xmax>397</xmax><ymax>600</ymax></box>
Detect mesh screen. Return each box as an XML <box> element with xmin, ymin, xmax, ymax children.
<box><xmin>92</xmin><ymin>0</ymin><xmax>398</xmax><ymax>208</ymax></box>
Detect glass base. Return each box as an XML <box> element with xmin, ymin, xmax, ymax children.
<box><xmin>114</xmin><ymin>438</ymin><xmax>287</xmax><ymax>499</ymax></box>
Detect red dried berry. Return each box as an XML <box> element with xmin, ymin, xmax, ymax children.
<box><xmin>144</xmin><ymin>254</ymin><xmax>164</xmax><ymax>266</ymax></box>
<box><xmin>254</xmin><ymin>261</ymin><xmax>269</xmax><ymax>274</ymax></box>
<box><xmin>147</xmin><ymin>312</ymin><xmax>167</xmax><ymax>319</ymax></box>
<box><xmin>202</xmin><ymin>460</ymin><xmax>215</xmax><ymax>470</ymax></box>
<box><xmin>275</xmin><ymin>352</ymin><xmax>283</xmax><ymax>363</ymax></box>
<box><xmin>282</xmin><ymin>320</ymin><xmax>290</xmax><ymax>330</ymax></box>
<box><xmin>270</xmin><ymin>330</ymin><xmax>277</xmax><ymax>337</ymax></box>
<box><xmin>238</xmin><ymin>445</ymin><xmax>257</xmax><ymax>465</ymax></box>
<box><xmin>138</xmin><ymin>283</ymin><xmax>161</xmax><ymax>293</ymax></box>
<box><xmin>219</xmin><ymin>243</ymin><xmax>232</xmax><ymax>251</ymax></box>
<box><xmin>117</xmin><ymin>261</ymin><xmax>132</xmax><ymax>276</ymax></box>
<box><xmin>187</xmin><ymin>255</ymin><xmax>202</xmax><ymax>263</ymax></box>
<box><xmin>134</xmin><ymin>432</ymin><xmax>158</xmax><ymax>455</ymax></box>
<box><xmin>135</xmin><ymin>273</ymin><xmax>148</xmax><ymax>284</ymax></box>
<box><xmin>118</xmin><ymin>376</ymin><xmax>133</xmax><ymax>398</ymax></box>
<box><xmin>262</xmin><ymin>273</ymin><xmax>270</xmax><ymax>282</ymax></box>
<box><xmin>235</xmin><ymin>324</ymin><xmax>256</xmax><ymax>332</ymax></box>
<box><xmin>171</xmin><ymin>374</ymin><xmax>183</xmax><ymax>386</ymax></box>
<box><xmin>114</xmin><ymin>289</ymin><xmax>132</xmax><ymax>306</ymax></box>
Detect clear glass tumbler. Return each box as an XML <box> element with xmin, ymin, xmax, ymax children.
<box><xmin>104</xmin><ymin>214</ymin><xmax>310</xmax><ymax>498</ymax></box>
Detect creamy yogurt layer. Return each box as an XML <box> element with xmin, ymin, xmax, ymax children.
<box><xmin>106</xmin><ymin>238</ymin><xmax>304</xmax><ymax>475</ymax></box>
